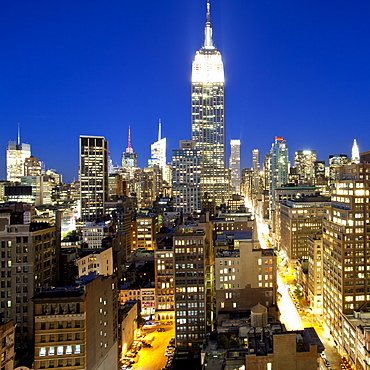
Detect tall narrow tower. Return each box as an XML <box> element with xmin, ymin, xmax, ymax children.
<box><xmin>352</xmin><ymin>138</ymin><xmax>360</xmax><ymax>164</ymax></box>
<box><xmin>6</xmin><ymin>124</ymin><xmax>31</xmax><ymax>182</ymax></box>
<box><xmin>79</xmin><ymin>135</ymin><xmax>108</xmax><ymax>221</ymax></box>
<box><xmin>191</xmin><ymin>1</ymin><xmax>229</xmax><ymax>206</ymax></box>
<box><xmin>122</xmin><ymin>126</ymin><xmax>138</xmax><ymax>179</ymax></box>
<box><xmin>229</xmin><ymin>139</ymin><xmax>241</xmax><ymax>194</ymax></box>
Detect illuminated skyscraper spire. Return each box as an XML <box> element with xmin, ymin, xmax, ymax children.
<box><xmin>191</xmin><ymin>0</ymin><xmax>229</xmax><ymax>208</ymax></box>
<box><xmin>158</xmin><ymin>119</ymin><xmax>162</xmax><ymax>141</ymax></box>
<box><xmin>204</xmin><ymin>0</ymin><xmax>214</xmax><ymax>49</ymax></box>
<box><xmin>17</xmin><ymin>122</ymin><xmax>21</xmax><ymax>145</ymax></box>
<box><xmin>126</xmin><ymin>126</ymin><xmax>133</xmax><ymax>154</ymax></box>
<box><xmin>352</xmin><ymin>138</ymin><xmax>360</xmax><ymax>164</ymax></box>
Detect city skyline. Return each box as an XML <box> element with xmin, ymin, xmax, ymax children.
<box><xmin>1</xmin><ymin>0</ymin><xmax>370</xmax><ymax>182</ymax></box>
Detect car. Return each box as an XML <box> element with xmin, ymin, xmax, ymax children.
<box><xmin>157</xmin><ymin>328</ymin><xmax>165</xmax><ymax>332</ymax></box>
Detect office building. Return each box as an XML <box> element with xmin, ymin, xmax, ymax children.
<box><xmin>6</xmin><ymin>140</ymin><xmax>31</xmax><ymax>183</ymax></box>
<box><xmin>79</xmin><ymin>136</ymin><xmax>108</xmax><ymax>221</ymax></box>
<box><xmin>269</xmin><ymin>137</ymin><xmax>289</xmax><ymax>212</ymax></box>
<box><xmin>0</xmin><ymin>321</ymin><xmax>15</xmax><ymax>370</ymax></box>
<box><xmin>173</xmin><ymin>225</ymin><xmax>208</xmax><ymax>346</ymax></box>
<box><xmin>279</xmin><ymin>195</ymin><xmax>330</xmax><ymax>261</ymax></box>
<box><xmin>122</xmin><ymin>126</ymin><xmax>138</xmax><ymax>180</ymax></box>
<box><xmin>323</xmin><ymin>162</ymin><xmax>370</xmax><ymax>349</ymax></box>
<box><xmin>191</xmin><ymin>1</ymin><xmax>230</xmax><ymax>206</ymax></box>
<box><xmin>252</xmin><ymin>149</ymin><xmax>260</xmax><ymax>194</ymax></box>
<box><xmin>294</xmin><ymin>150</ymin><xmax>317</xmax><ymax>183</ymax></box>
<box><xmin>75</xmin><ymin>247</ymin><xmax>113</xmax><ymax>277</ymax></box>
<box><xmin>215</xmin><ymin>233</ymin><xmax>277</xmax><ymax>320</ymax></box>
<box><xmin>0</xmin><ymin>204</ymin><xmax>60</xmax><ymax>364</ymax></box>
<box><xmin>352</xmin><ymin>139</ymin><xmax>360</xmax><ymax>164</ymax></box>
<box><xmin>229</xmin><ymin>139</ymin><xmax>241</xmax><ymax>194</ymax></box>
<box><xmin>24</xmin><ymin>156</ymin><xmax>42</xmax><ymax>176</ymax></box>
<box><xmin>149</xmin><ymin>120</ymin><xmax>167</xmax><ymax>179</ymax></box>
<box><xmin>132</xmin><ymin>214</ymin><xmax>157</xmax><ymax>251</ymax></box>
<box><xmin>154</xmin><ymin>231</ymin><xmax>175</xmax><ymax>321</ymax></box>
<box><xmin>33</xmin><ymin>275</ymin><xmax>118</xmax><ymax>370</ymax></box>
<box><xmin>171</xmin><ymin>140</ymin><xmax>201</xmax><ymax>215</ymax></box>
<box><xmin>307</xmin><ymin>234</ymin><xmax>324</xmax><ymax>315</ymax></box>
<box><xmin>328</xmin><ymin>154</ymin><xmax>349</xmax><ymax>184</ymax></box>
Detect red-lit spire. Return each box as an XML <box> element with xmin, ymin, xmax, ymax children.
<box><xmin>126</xmin><ymin>126</ymin><xmax>133</xmax><ymax>153</ymax></box>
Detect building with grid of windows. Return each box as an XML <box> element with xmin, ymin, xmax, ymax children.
<box><xmin>191</xmin><ymin>1</ymin><xmax>230</xmax><ymax>207</ymax></box>
<box><xmin>173</xmin><ymin>226</ymin><xmax>208</xmax><ymax>346</ymax></box>
<box><xmin>172</xmin><ymin>140</ymin><xmax>201</xmax><ymax>215</ymax></box>
<box><xmin>79</xmin><ymin>136</ymin><xmax>108</xmax><ymax>221</ymax></box>
<box><xmin>6</xmin><ymin>140</ymin><xmax>31</xmax><ymax>183</ymax></box>
<box><xmin>323</xmin><ymin>162</ymin><xmax>370</xmax><ymax>353</ymax></box>
<box><xmin>154</xmin><ymin>231</ymin><xmax>175</xmax><ymax>321</ymax></box>
<box><xmin>33</xmin><ymin>275</ymin><xmax>118</xmax><ymax>370</ymax></box>
<box><xmin>0</xmin><ymin>204</ymin><xmax>59</xmax><ymax>365</ymax></box>
<box><xmin>278</xmin><ymin>195</ymin><xmax>330</xmax><ymax>261</ymax></box>
<box><xmin>307</xmin><ymin>234</ymin><xmax>324</xmax><ymax>316</ymax></box>
<box><xmin>229</xmin><ymin>139</ymin><xmax>241</xmax><ymax>194</ymax></box>
<box><xmin>0</xmin><ymin>320</ymin><xmax>15</xmax><ymax>370</ymax></box>
<box><xmin>294</xmin><ymin>150</ymin><xmax>317</xmax><ymax>184</ymax></box>
<box><xmin>215</xmin><ymin>232</ymin><xmax>277</xmax><ymax>321</ymax></box>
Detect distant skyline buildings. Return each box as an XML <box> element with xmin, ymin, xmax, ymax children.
<box><xmin>229</xmin><ymin>139</ymin><xmax>241</xmax><ymax>194</ymax></box>
<box><xmin>269</xmin><ymin>136</ymin><xmax>289</xmax><ymax>211</ymax></box>
<box><xmin>122</xmin><ymin>126</ymin><xmax>138</xmax><ymax>179</ymax></box>
<box><xmin>149</xmin><ymin>119</ymin><xmax>167</xmax><ymax>172</ymax></box>
<box><xmin>6</xmin><ymin>125</ymin><xmax>31</xmax><ymax>183</ymax></box>
<box><xmin>1</xmin><ymin>1</ymin><xmax>370</xmax><ymax>182</ymax></box>
<box><xmin>294</xmin><ymin>150</ymin><xmax>317</xmax><ymax>183</ymax></box>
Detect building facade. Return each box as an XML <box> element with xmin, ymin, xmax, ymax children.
<box><xmin>171</xmin><ymin>140</ymin><xmax>201</xmax><ymax>215</ymax></box>
<box><xmin>6</xmin><ymin>141</ymin><xmax>31</xmax><ymax>183</ymax></box>
<box><xmin>229</xmin><ymin>139</ymin><xmax>241</xmax><ymax>194</ymax></box>
<box><xmin>323</xmin><ymin>162</ymin><xmax>370</xmax><ymax>350</ymax></box>
<box><xmin>191</xmin><ymin>2</ymin><xmax>230</xmax><ymax>206</ymax></box>
<box><xmin>33</xmin><ymin>275</ymin><xmax>118</xmax><ymax>370</ymax></box>
<box><xmin>294</xmin><ymin>150</ymin><xmax>317</xmax><ymax>183</ymax></box>
<box><xmin>79</xmin><ymin>136</ymin><xmax>108</xmax><ymax>221</ymax></box>
<box><xmin>269</xmin><ymin>137</ymin><xmax>289</xmax><ymax>213</ymax></box>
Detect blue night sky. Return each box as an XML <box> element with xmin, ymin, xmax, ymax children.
<box><xmin>1</xmin><ymin>0</ymin><xmax>370</xmax><ymax>183</ymax></box>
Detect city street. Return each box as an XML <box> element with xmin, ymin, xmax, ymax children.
<box><xmin>132</xmin><ymin>324</ymin><xmax>175</xmax><ymax>370</ymax></box>
<box><xmin>277</xmin><ymin>273</ymin><xmax>303</xmax><ymax>330</ymax></box>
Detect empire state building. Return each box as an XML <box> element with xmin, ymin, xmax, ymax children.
<box><xmin>191</xmin><ymin>1</ymin><xmax>230</xmax><ymax>208</ymax></box>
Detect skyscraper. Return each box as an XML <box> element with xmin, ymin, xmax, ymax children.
<box><xmin>252</xmin><ymin>149</ymin><xmax>260</xmax><ymax>194</ymax></box>
<box><xmin>172</xmin><ymin>140</ymin><xmax>201</xmax><ymax>214</ymax></box>
<box><xmin>149</xmin><ymin>119</ymin><xmax>167</xmax><ymax>180</ymax></box>
<box><xmin>6</xmin><ymin>125</ymin><xmax>31</xmax><ymax>183</ymax></box>
<box><xmin>323</xmin><ymin>162</ymin><xmax>370</xmax><ymax>350</ymax></box>
<box><xmin>79</xmin><ymin>135</ymin><xmax>108</xmax><ymax>221</ymax></box>
<box><xmin>191</xmin><ymin>1</ymin><xmax>229</xmax><ymax>206</ymax></box>
<box><xmin>122</xmin><ymin>126</ymin><xmax>138</xmax><ymax>179</ymax></box>
<box><xmin>351</xmin><ymin>138</ymin><xmax>360</xmax><ymax>164</ymax></box>
<box><xmin>229</xmin><ymin>139</ymin><xmax>241</xmax><ymax>194</ymax></box>
<box><xmin>269</xmin><ymin>136</ymin><xmax>289</xmax><ymax>211</ymax></box>
<box><xmin>294</xmin><ymin>150</ymin><xmax>317</xmax><ymax>183</ymax></box>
